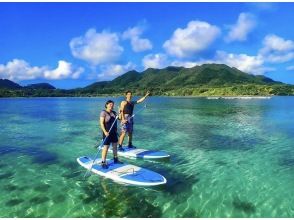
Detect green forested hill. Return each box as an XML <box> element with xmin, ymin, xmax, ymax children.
<box><xmin>24</xmin><ymin>83</ymin><xmax>56</xmax><ymax>90</ymax></box>
<box><xmin>0</xmin><ymin>79</ymin><xmax>22</xmax><ymax>89</ymax></box>
<box><xmin>81</xmin><ymin>64</ymin><xmax>286</xmax><ymax>96</ymax></box>
<box><xmin>1</xmin><ymin>64</ymin><xmax>294</xmax><ymax>97</ymax></box>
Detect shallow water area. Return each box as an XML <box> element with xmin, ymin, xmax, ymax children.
<box><xmin>0</xmin><ymin>96</ymin><xmax>294</xmax><ymax>217</ymax></box>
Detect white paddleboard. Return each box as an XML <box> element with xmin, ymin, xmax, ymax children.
<box><xmin>108</xmin><ymin>146</ymin><xmax>170</xmax><ymax>159</ymax></box>
<box><xmin>77</xmin><ymin>156</ymin><xmax>167</xmax><ymax>186</ymax></box>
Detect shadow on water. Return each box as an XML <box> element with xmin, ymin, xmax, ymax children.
<box><xmin>29</xmin><ymin>196</ymin><xmax>50</xmax><ymax>205</ymax></box>
<box><xmin>180</xmin><ymin>209</ymin><xmax>202</xmax><ymax>218</ymax></box>
<box><xmin>61</xmin><ymin>161</ymin><xmax>77</xmax><ymax>170</ymax></box>
<box><xmin>279</xmin><ymin>151</ymin><xmax>294</xmax><ymax>168</ymax></box>
<box><xmin>62</xmin><ymin>171</ymin><xmax>82</xmax><ymax>179</ymax></box>
<box><xmin>150</xmin><ymin>158</ymin><xmax>200</xmax><ymax>204</ymax></box>
<box><xmin>78</xmin><ymin>179</ymin><xmax>162</xmax><ymax>217</ymax></box>
<box><xmin>0</xmin><ymin>146</ymin><xmax>18</xmax><ymax>155</ymax></box>
<box><xmin>52</xmin><ymin>194</ymin><xmax>66</xmax><ymax>203</ymax></box>
<box><xmin>179</xmin><ymin>123</ymin><xmax>262</xmax><ymax>151</ymax></box>
<box><xmin>0</xmin><ymin>171</ymin><xmax>15</xmax><ymax>180</ymax></box>
<box><xmin>31</xmin><ymin>150</ymin><xmax>58</xmax><ymax>165</ymax></box>
<box><xmin>5</xmin><ymin>198</ymin><xmax>24</xmax><ymax>207</ymax></box>
<box><xmin>34</xmin><ymin>184</ymin><xmax>51</xmax><ymax>192</ymax></box>
<box><xmin>0</xmin><ymin>145</ymin><xmax>59</xmax><ymax>165</ymax></box>
<box><xmin>169</xmin><ymin>107</ymin><xmax>270</xmax><ymax>150</ymax></box>
<box><xmin>61</xmin><ymin>161</ymin><xmax>85</xmax><ymax>179</ymax></box>
<box><xmin>0</xmin><ymin>163</ymin><xmax>7</xmax><ymax>169</ymax></box>
<box><xmin>69</xmin><ymin>130</ymin><xmax>88</xmax><ymax>136</ymax></box>
<box><xmin>197</xmin><ymin>106</ymin><xmax>252</xmax><ymax>118</ymax></box>
<box><xmin>280</xmin><ymin>158</ymin><xmax>294</xmax><ymax>167</ymax></box>
<box><xmin>159</xmin><ymin>172</ymin><xmax>200</xmax><ymax>198</ymax></box>
<box><xmin>202</xmin><ymin>134</ymin><xmax>259</xmax><ymax>151</ymax></box>
<box><xmin>232</xmin><ymin>197</ymin><xmax>256</xmax><ymax>214</ymax></box>
<box><xmin>3</xmin><ymin>184</ymin><xmax>18</xmax><ymax>192</ymax></box>
<box><xmin>215</xmin><ymin>160</ymin><xmax>228</xmax><ymax>166</ymax></box>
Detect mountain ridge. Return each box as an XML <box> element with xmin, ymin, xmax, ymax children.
<box><xmin>1</xmin><ymin>63</ymin><xmax>293</xmax><ymax>97</ymax></box>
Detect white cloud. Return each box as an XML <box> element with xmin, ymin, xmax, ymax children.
<box><xmin>97</xmin><ymin>62</ymin><xmax>136</xmax><ymax>80</ymax></box>
<box><xmin>247</xmin><ymin>3</ymin><xmax>275</xmax><ymax>11</ymax></box>
<box><xmin>286</xmin><ymin>66</ymin><xmax>294</xmax><ymax>71</ymax></box>
<box><xmin>260</xmin><ymin>34</ymin><xmax>294</xmax><ymax>53</ymax></box>
<box><xmin>70</xmin><ymin>28</ymin><xmax>123</xmax><ymax>65</ymax></box>
<box><xmin>170</xmin><ymin>60</ymin><xmax>214</xmax><ymax>68</ymax></box>
<box><xmin>259</xmin><ymin>34</ymin><xmax>294</xmax><ymax>63</ymax></box>
<box><xmin>0</xmin><ymin>59</ymin><xmax>45</xmax><ymax>81</ymax></box>
<box><xmin>142</xmin><ymin>53</ymin><xmax>169</xmax><ymax>69</ymax></box>
<box><xmin>163</xmin><ymin>20</ymin><xmax>221</xmax><ymax>58</ymax></box>
<box><xmin>0</xmin><ymin>59</ymin><xmax>84</xmax><ymax>81</ymax></box>
<box><xmin>215</xmin><ymin>51</ymin><xmax>266</xmax><ymax>75</ymax></box>
<box><xmin>122</xmin><ymin>26</ymin><xmax>152</xmax><ymax>52</ymax></box>
<box><xmin>44</xmin><ymin>60</ymin><xmax>84</xmax><ymax>80</ymax></box>
<box><xmin>168</xmin><ymin>51</ymin><xmax>270</xmax><ymax>75</ymax></box>
<box><xmin>225</xmin><ymin>13</ymin><xmax>256</xmax><ymax>42</ymax></box>
<box><xmin>265</xmin><ymin>52</ymin><xmax>294</xmax><ymax>63</ymax></box>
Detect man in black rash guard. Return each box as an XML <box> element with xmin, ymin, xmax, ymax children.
<box><xmin>118</xmin><ymin>91</ymin><xmax>150</xmax><ymax>151</ymax></box>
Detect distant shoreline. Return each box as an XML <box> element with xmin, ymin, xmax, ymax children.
<box><xmin>0</xmin><ymin>95</ymin><xmax>282</xmax><ymax>99</ymax></box>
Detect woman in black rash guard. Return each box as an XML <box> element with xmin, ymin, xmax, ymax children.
<box><xmin>99</xmin><ymin>100</ymin><xmax>123</xmax><ymax>169</ymax></box>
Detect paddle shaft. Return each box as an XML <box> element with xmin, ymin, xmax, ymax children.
<box><xmin>84</xmin><ymin>115</ymin><xmax>118</xmax><ymax>178</ymax></box>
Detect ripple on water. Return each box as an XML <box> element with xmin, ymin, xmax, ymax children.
<box><xmin>62</xmin><ymin>171</ymin><xmax>82</xmax><ymax>179</ymax></box>
<box><xmin>0</xmin><ymin>163</ymin><xmax>8</xmax><ymax>169</ymax></box>
<box><xmin>61</xmin><ymin>161</ymin><xmax>78</xmax><ymax>170</ymax></box>
<box><xmin>31</xmin><ymin>150</ymin><xmax>59</xmax><ymax>165</ymax></box>
<box><xmin>0</xmin><ymin>171</ymin><xmax>15</xmax><ymax>180</ymax></box>
<box><xmin>3</xmin><ymin>184</ymin><xmax>18</xmax><ymax>191</ymax></box>
<box><xmin>34</xmin><ymin>184</ymin><xmax>51</xmax><ymax>192</ymax></box>
<box><xmin>5</xmin><ymin>198</ymin><xmax>24</xmax><ymax>207</ymax></box>
<box><xmin>2</xmin><ymin>97</ymin><xmax>294</xmax><ymax>218</ymax></box>
<box><xmin>162</xmin><ymin>171</ymin><xmax>200</xmax><ymax>196</ymax></box>
<box><xmin>52</xmin><ymin>194</ymin><xmax>66</xmax><ymax>203</ymax></box>
<box><xmin>232</xmin><ymin>197</ymin><xmax>256</xmax><ymax>214</ymax></box>
<box><xmin>29</xmin><ymin>196</ymin><xmax>50</xmax><ymax>205</ymax></box>
<box><xmin>77</xmin><ymin>180</ymin><xmax>162</xmax><ymax>218</ymax></box>
<box><xmin>279</xmin><ymin>157</ymin><xmax>294</xmax><ymax>168</ymax></box>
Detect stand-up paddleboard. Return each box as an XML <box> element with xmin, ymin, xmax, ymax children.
<box><xmin>108</xmin><ymin>146</ymin><xmax>170</xmax><ymax>159</ymax></box>
<box><xmin>77</xmin><ymin>156</ymin><xmax>167</xmax><ymax>186</ymax></box>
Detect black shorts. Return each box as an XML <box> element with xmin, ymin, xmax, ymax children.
<box><xmin>102</xmin><ymin>132</ymin><xmax>118</xmax><ymax>145</ymax></box>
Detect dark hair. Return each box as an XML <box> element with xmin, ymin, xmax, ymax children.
<box><xmin>105</xmin><ymin>100</ymin><xmax>114</xmax><ymax>108</ymax></box>
<box><xmin>125</xmin><ymin>90</ymin><xmax>132</xmax><ymax>95</ymax></box>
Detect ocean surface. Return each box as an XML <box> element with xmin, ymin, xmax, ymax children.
<box><xmin>0</xmin><ymin>96</ymin><xmax>294</xmax><ymax>217</ymax></box>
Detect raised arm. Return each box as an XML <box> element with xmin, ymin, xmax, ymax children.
<box><xmin>136</xmin><ymin>91</ymin><xmax>150</xmax><ymax>104</ymax></box>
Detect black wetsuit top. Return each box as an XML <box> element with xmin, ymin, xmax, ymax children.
<box><xmin>100</xmin><ymin>110</ymin><xmax>118</xmax><ymax>144</ymax></box>
<box><xmin>102</xmin><ymin>110</ymin><xmax>117</xmax><ymax>133</ymax></box>
<box><xmin>123</xmin><ymin>101</ymin><xmax>136</xmax><ymax>115</ymax></box>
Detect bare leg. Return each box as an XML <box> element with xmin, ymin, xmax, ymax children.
<box><xmin>128</xmin><ymin>132</ymin><xmax>133</xmax><ymax>146</ymax></box>
<box><xmin>119</xmin><ymin>131</ymin><xmax>126</xmax><ymax>146</ymax></box>
<box><xmin>112</xmin><ymin>142</ymin><xmax>123</xmax><ymax>163</ymax></box>
<box><xmin>112</xmin><ymin>142</ymin><xmax>118</xmax><ymax>158</ymax></box>
<box><xmin>101</xmin><ymin>145</ymin><xmax>109</xmax><ymax>162</ymax></box>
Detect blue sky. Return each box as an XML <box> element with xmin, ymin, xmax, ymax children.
<box><xmin>1</xmin><ymin>2</ymin><xmax>294</xmax><ymax>89</ymax></box>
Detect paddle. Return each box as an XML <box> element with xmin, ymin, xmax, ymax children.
<box><xmin>84</xmin><ymin>115</ymin><xmax>119</xmax><ymax>179</ymax></box>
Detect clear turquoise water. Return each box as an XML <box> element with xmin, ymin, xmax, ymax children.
<box><xmin>0</xmin><ymin>97</ymin><xmax>294</xmax><ymax>217</ymax></box>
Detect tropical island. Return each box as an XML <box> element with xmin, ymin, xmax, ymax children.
<box><xmin>1</xmin><ymin>64</ymin><xmax>294</xmax><ymax>97</ymax></box>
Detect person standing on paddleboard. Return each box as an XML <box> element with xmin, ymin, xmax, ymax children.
<box><xmin>100</xmin><ymin>100</ymin><xmax>123</xmax><ymax>169</ymax></box>
<box><xmin>118</xmin><ymin>91</ymin><xmax>150</xmax><ymax>151</ymax></box>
